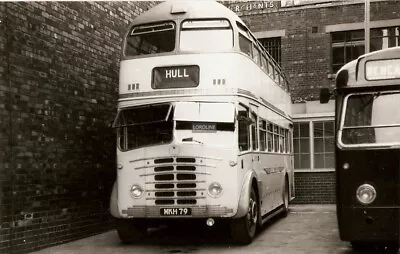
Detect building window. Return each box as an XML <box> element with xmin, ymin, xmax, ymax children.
<box><xmin>331</xmin><ymin>26</ymin><xmax>400</xmax><ymax>73</ymax></box>
<box><xmin>313</xmin><ymin>121</ymin><xmax>334</xmax><ymax>169</ymax></box>
<box><xmin>259</xmin><ymin>37</ymin><xmax>281</xmax><ymax>66</ymax></box>
<box><xmin>294</xmin><ymin>122</ymin><xmax>310</xmax><ymax>169</ymax></box>
<box><xmin>294</xmin><ymin>120</ymin><xmax>335</xmax><ymax>170</ymax></box>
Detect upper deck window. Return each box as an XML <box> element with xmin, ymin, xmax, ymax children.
<box><xmin>180</xmin><ymin>19</ymin><xmax>233</xmax><ymax>52</ymax></box>
<box><xmin>239</xmin><ymin>33</ymin><xmax>252</xmax><ymax>57</ymax></box>
<box><xmin>125</xmin><ymin>22</ymin><xmax>176</xmax><ymax>56</ymax></box>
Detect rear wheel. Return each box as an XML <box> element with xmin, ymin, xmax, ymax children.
<box><xmin>230</xmin><ymin>187</ymin><xmax>259</xmax><ymax>245</ymax></box>
<box><xmin>116</xmin><ymin>219</ymin><xmax>148</xmax><ymax>244</ymax></box>
<box><xmin>281</xmin><ymin>178</ymin><xmax>289</xmax><ymax>217</ymax></box>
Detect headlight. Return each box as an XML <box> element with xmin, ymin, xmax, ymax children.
<box><xmin>130</xmin><ymin>184</ymin><xmax>144</xmax><ymax>198</ymax></box>
<box><xmin>208</xmin><ymin>182</ymin><xmax>223</xmax><ymax>198</ymax></box>
<box><xmin>356</xmin><ymin>184</ymin><xmax>376</xmax><ymax>205</ymax></box>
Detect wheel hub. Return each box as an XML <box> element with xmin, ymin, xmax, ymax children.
<box><xmin>247</xmin><ymin>198</ymin><xmax>258</xmax><ymax>227</ymax></box>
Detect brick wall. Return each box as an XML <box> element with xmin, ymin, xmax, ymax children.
<box><xmin>0</xmin><ymin>2</ymin><xmax>156</xmax><ymax>253</ymax></box>
<box><xmin>238</xmin><ymin>1</ymin><xmax>400</xmax><ymax>102</ymax></box>
<box><xmin>292</xmin><ymin>172</ymin><xmax>336</xmax><ymax>204</ymax></box>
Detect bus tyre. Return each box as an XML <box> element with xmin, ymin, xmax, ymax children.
<box><xmin>282</xmin><ymin>178</ymin><xmax>289</xmax><ymax>217</ymax></box>
<box><xmin>116</xmin><ymin>219</ymin><xmax>147</xmax><ymax>244</ymax></box>
<box><xmin>230</xmin><ymin>187</ymin><xmax>258</xmax><ymax>245</ymax></box>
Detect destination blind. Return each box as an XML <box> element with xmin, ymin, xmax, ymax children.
<box><xmin>152</xmin><ymin>65</ymin><xmax>199</xmax><ymax>89</ymax></box>
<box><xmin>365</xmin><ymin>59</ymin><xmax>400</xmax><ymax>81</ymax></box>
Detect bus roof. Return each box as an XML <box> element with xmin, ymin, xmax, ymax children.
<box><xmin>336</xmin><ymin>46</ymin><xmax>400</xmax><ymax>88</ymax></box>
<box><xmin>130</xmin><ymin>1</ymin><xmax>246</xmax><ymax>28</ymax></box>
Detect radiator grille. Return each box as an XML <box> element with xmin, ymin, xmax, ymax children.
<box><xmin>151</xmin><ymin>157</ymin><xmax>200</xmax><ymax>205</ymax></box>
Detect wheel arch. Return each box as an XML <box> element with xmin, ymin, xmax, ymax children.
<box><xmin>233</xmin><ymin>171</ymin><xmax>260</xmax><ymax>218</ymax></box>
<box><xmin>110</xmin><ymin>181</ymin><xmax>121</xmax><ymax>218</ymax></box>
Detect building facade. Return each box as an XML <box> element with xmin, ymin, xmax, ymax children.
<box><xmin>224</xmin><ymin>0</ymin><xmax>400</xmax><ymax>203</ymax></box>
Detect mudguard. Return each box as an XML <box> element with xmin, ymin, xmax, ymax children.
<box><xmin>233</xmin><ymin>170</ymin><xmax>258</xmax><ymax>218</ymax></box>
<box><xmin>110</xmin><ymin>181</ymin><xmax>120</xmax><ymax>218</ymax></box>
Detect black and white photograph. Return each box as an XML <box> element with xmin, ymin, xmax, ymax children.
<box><xmin>0</xmin><ymin>0</ymin><xmax>400</xmax><ymax>253</ymax></box>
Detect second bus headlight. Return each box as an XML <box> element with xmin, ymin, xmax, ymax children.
<box><xmin>208</xmin><ymin>182</ymin><xmax>223</xmax><ymax>198</ymax></box>
<box><xmin>130</xmin><ymin>184</ymin><xmax>144</xmax><ymax>198</ymax></box>
<box><xmin>356</xmin><ymin>184</ymin><xmax>376</xmax><ymax>205</ymax></box>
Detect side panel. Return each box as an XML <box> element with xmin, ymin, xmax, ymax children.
<box><xmin>258</xmin><ymin>153</ymin><xmax>287</xmax><ymax>212</ymax></box>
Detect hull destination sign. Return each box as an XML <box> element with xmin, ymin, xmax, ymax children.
<box><xmin>152</xmin><ymin>65</ymin><xmax>199</xmax><ymax>89</ymax></box>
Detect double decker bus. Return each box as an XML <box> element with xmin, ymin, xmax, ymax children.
<box><xmin>320</xmin><ymin>46</ymin><xmax>400</xmax><ymax>251</ymax></box>
<box><xmin>110</xmin><ymin>1</ymin><xmax>294</xmax><ymax>245</ymax></box>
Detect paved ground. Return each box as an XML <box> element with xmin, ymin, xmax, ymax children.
<box><xmin>30</xmin><ymin>205</ymin><xmax>395</xmax><ymax>254</ymax></box>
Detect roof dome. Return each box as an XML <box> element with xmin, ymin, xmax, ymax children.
<box><xmin>130</xmin><ymin>1</ymin><xmax>245</xmax><ymax>27</ymax></box>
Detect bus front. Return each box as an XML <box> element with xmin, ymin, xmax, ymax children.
<box><xmin>333</xmin><ymin>47</ymin><xmax>400</xmax><ymax>250</ymax></box>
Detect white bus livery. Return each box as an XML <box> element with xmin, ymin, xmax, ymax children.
<box><xmin>110</xmin><ymin>0</ymin><xmax>295</xmax><ymax>245</ymax></box>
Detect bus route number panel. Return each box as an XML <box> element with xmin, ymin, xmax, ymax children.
<box><xmin>160</xmin><ymin>207</ymin><xmax>192</xmax><ymax>216</ymax></box>
<box><xmin>152</xmin><ymin>65</ymin><xmax>200</xmax><ymax>89</ymax></box>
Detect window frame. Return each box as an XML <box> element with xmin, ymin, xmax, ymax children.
<box><xmin>259</xmin><ymin>37</ymin><xmax>282</xmax><ymax>66</ymax></box>
<box><xmin>259</xmin><ymin>119</ymin><xmax>267</xmax><ymax>151</ymax></box>
<box><xmin>250</xmin><ymin>111</ymin><xmax>259</xmax><ymax>151</ymax></box>
<box><xmin>180</xmin><ymin>18</ymin><xmax>234</xmax><ymax>52</ymax></box>
<box><xmin>125</xmin><ymin>21</ymin><xmax>177</xmax><ymax>57</ymax></box>
<box><xmin>239</xmin><ymin>32</ymin><xmax>253</xmax><ymax>58</ymax></box>
<box><xmin>238</xmin><ymin>104</ymin><xmax>251</xmax><ymax>152</ymax></box>
<box><xmin>293</xmin><ymin>119</ymin><xmax>335</xmax><ymax>172</ymax></box>
<box><xmin>331</xmin><ymin>26</ymin><xmax>400</xmax><ymax>73</ymax></box>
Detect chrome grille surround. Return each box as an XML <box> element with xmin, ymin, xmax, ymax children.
<box><xmin>147</xmin><ymin>157</ymin><xmax>206</xmax><ymax>205</ymax></box>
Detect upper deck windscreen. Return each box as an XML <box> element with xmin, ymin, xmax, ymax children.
<box><xmin>125</xmin><ymin>22</ymin><xmax>176</xmax><ymax>56</ymax></box>
<box><xmin>180</xmin><ymin>19</ymin><xmax>233</xmax><ymax>52</ymax></box>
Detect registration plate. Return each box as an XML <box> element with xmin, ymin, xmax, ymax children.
<box><xmin>160</xmin><ymin>208</ymin><xmax>192</xmax><ymax>216</ymax></box>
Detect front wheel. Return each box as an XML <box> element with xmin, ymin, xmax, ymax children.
<box><xmin>116</xmin><ymin>219</ymin><xmax>148</xmax><ymax>244</ymax></box>
<box><xmin>230</xmin><ymin>187</ymin><xmax>259</xmax><ymax>245</ymax></box>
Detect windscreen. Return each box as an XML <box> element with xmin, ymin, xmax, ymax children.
<box><xmin>180</xmin><ymin>19</ymin><xmax>233</xmax><ymax>52</ymax></box>
<box><xmin>125</xmin><ymin>22</ymin><xmax>176</xmax><ymax>56</ymax></box>
<box><xmin>113</xmin><ymin>104</ymin><xmax>173</xmax><ymax>150</ymax></box>
<box><xmin>341</xmin><ymin>91</ymin><xmax>400</xmax><ymax>146</ymax></box>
